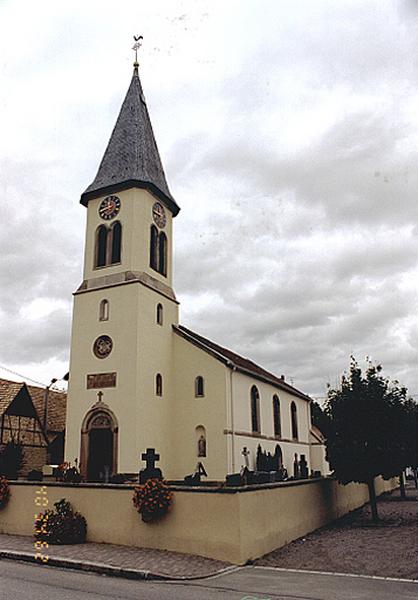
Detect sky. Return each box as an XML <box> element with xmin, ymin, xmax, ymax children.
<box><xmin>0</xmin><ymin>0</ymin><xmax>417</xmax><ymax>398</ymax></box>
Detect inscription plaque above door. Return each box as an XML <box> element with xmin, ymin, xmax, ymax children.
<box><xmin>87</xmin><ymin>372</ymin><xmax>117</xmax><ymax>389</ymax></box>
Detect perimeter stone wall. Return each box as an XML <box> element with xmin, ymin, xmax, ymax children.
<box><xmin>0</xmin><ymin>476</ymin><xmax>397</xmax><ymax>564</ymax></box>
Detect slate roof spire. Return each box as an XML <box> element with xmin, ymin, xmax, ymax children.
<box><xmin>81</xmin><ymin>63</ymin><xmax>180</xmax><ymax>216</ymax></box>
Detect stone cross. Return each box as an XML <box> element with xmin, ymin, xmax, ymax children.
<box><xmin>141</xmin><ymin>448</ymin><xmax>160</xmax><ymax>471</ymax></box>
<box><xmin>242</xmin><ymin>446</ymin><xmax>250</xmax><ymax>468</ymax></box>
<box><xmin>97</xmin><ymin>391</ymin><xmax>104</xmax><ymax>403</ymax></box>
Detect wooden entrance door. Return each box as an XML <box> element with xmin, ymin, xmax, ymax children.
<box><xmin>87</xmin><ymin>414</ymin><xmax>114</xmax><ymax>482</ymax></box>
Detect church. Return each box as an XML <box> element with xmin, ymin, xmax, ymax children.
<box><xmin>64</xmin><ymin>58</ymin><xmax>328</xmax><ymax>483</ymax></box>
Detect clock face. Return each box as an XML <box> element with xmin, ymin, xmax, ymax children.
<box><xmin>93</xmin><ymin>335</ymin><xmax>113</xmax><ymax>359</ymax></box>
<box><xmin>99</xmin><ymin>196</ymin><xmax>121</xmax><ymax>220</ymax></box>
<box><xmin>152</xmin><ymin>202</ymin><xmax>166</xmax><ymax>228</ymax></box>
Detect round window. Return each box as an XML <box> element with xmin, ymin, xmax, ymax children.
<box><xmin>93</xmin><ymin>335</ymin><xmax>113</xmax><ymax>359</ymax></box>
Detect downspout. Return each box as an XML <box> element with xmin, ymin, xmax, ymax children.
<box><xmin>228</xmin><ymin>362</ymin><xmax>236</xmax><ymax>473</ymax></box>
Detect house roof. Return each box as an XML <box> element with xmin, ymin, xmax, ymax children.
<box><xmin>173</xmin><ymin>325</ymin><xmax>311</xmax><ymax>402</ymax></box>
<box><xmin>28</xmin><ymin>384</ymin><xmax>67</xmax><ymax>434</ymax></box>
<box><xmin>310</xmin><ymin>425</ymin><xmax>326</xmax><ymax>443</ymax></box>
<box><xmin>0</xmin><ymin>379</ymin><xmax>26</xmax><ymax>416</ymax></box>
<box><xmin>81</xmin><ymin>66</ymin><xmax>180</xmax><ymax>216</ymax></box>
<box><xmin>0</xmin><ymin>377</ymin><xmax>66</xmax><ymax>434</ymax></box>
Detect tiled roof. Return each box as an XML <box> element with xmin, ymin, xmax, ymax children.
<box><xmin>310</xmin><ymin>425</ymin><xmax>326</xmax><ymax>443</ymax></box>
<box><xmin>0</xmin><ymin>377</ymin><xmax>66</xmax><ymax>434</ymax></box>
<box><xmin>28</xmin><ymin>384</ymin><xmax>66</xmax><ymax>434</ymax></box>
<box><xmin>174</xmin><ymin>325</ymin><xmax>311</xmax><ymax>402</ymax></box>
<box><xmin>81</xmin><ymin>67</ymin><xmax>180</xmax><ymax>216</ymax></box>
<box><xmin>0</xmin><ymin>379</ymin><xmax>25</xmax><ymax>416</ymax></box>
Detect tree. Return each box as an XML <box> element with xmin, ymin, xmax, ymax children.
<box><xmin>397</xmin><ymin>398</ymin><xmax>418</xmax><ymax>495</ymax></box>
<box><xmin>325</xmin><ymin>357</ymin><xmax>411</xmax><ymax>522</ymax></box>
<box><xmin>311</xmin><ymin>400</ymin><xmax>332</xmax><ymax>439</ymax></box>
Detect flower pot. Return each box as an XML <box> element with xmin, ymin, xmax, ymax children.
<box><xmin>141</xmin><ymin>508</ymin><xmax>167</xmax><ymax>523</ymax></box>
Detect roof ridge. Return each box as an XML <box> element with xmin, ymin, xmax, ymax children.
<box><xmin>0</xmin><ymin>376</ymin><xmax>26</xmax><ymax>387</ymax></box>
<box><xmin>178</xmin><ymin>325</ymin><xmax>244</xmax><ymax>360</ymax></box>
<box><xmin>0</xmin><ymin>376</ymin><xmax>65</xmax><ymax>395</ymax></box>
<box><xmin>176</xmin><ymin>325</ymin><xmax>311</xmax><ymax>402</ymax></box>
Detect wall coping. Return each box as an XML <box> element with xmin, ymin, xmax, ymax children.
<box><xmin>8</xmin><ymin>476</ymin><xmax>333</xmax><ymax>494</ymax></box>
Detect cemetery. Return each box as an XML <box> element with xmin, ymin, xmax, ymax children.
<box><xmin>0</xmin><ymin>446</ymin><xmax>397</xmax><ymax>564</ymax></box>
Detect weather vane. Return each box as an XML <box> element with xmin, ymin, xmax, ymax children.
<box><xmin>132</xmin><ymin>35</ymin><xmax>143</xmax><ymax>67</ymax></box>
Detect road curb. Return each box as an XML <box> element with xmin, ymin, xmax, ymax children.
<box><xmin>253</xmin><ymin>565</ymin><xmax>418</xmax><ymax>584</ymax></box>
<box><xmin>0</xmin><ymin>549</ymin><xmax>238</xmax><ymax>582</ymax></box>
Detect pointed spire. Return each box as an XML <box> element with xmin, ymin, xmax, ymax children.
<box><xmin>81</xmin><ymin>65</ymin><xmax>179</xmax><ymax>216</ymax></box>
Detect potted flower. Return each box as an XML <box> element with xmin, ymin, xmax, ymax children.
<box><xmin>55</xmin><ymin>462</ymin><xmax>82</xmax><ymax>483</ymax></box>
<box><xmin>132</xmin><ymin>478</ymin><xmax>173</xmax><ymax>522</ymax></box>
<box><xmin>34</xmin><ymin>498</ymin><xmax>87</xmax><ymax>544</ymax></box>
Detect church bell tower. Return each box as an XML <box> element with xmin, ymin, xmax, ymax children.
<box><xmin>64</xmin><ymin>56</ymin><xmax>180</xmax><ymax>481</ymax></box>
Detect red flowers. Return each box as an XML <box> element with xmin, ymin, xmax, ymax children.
<box><xmin>132</xmin><ymin>479</ymin><xmax>173</xmax><ymax>522</ymax></box>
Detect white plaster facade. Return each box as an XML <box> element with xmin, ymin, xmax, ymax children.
<box><xmin>64</xmin><ymin>67</ymin><xmax>329</xmax><ymax>482</ymax></box>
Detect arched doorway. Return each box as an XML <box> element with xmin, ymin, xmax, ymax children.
<box><xmin>87</xmin><ymin>413</ymin><xmax>113</xmax><ymax>482</ymax></box>
<box><xmin>80</xmin><ymin>404</ymin><xmax>118</xmax><ymax>482</ymax></box>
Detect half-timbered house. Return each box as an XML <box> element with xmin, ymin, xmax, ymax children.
<box><xmin>0</xmin><ymin>378</ymin><xmax>66</xmax><ymax>475</ymax></box>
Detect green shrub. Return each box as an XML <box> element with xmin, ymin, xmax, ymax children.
<box><xmin>0</xmin><ymin>441</ymin><xmax>25</xmax><ymax>479</ymax></box>
<box><xmin>34</xmin><ymin>499</ymin><xmax>87</xmax><ymax>544</ymax></box>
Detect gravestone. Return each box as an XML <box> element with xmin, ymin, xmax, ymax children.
<box><xmin>275</xmin><ymin>466</ymin><xmax>288</xmax><ymax>481</ymax></box>
<box><xmin>293</xmin><ymin>453</ymin><xmax>300</xmax><ymax>479</ymax></box>
<box><xmin>226</xmin><ymin>465</ymin><xmax>253</xmax><ymax>487</ymax></box>
<box><xmin>299</xmin><ymin>454</ymin><xmax>308</xmax><ymax>479</ymax></box>
<box><xmin>240</xmin><ymin>466</ymin><xmax>250</xmax><ymax>485</ymax></box>
<box><xmin>139</xmin><ymin>448</ymin><xmax>163</xmax><ymax>484</ymax></box>
<box><xmin>248</xmin><ymin>471</ymin><xmax>270</xmax><ymax>484</ymax></box>
<box><xmin>256</xmin><ymin>471</ymin><xmax>270</xmax><ymax>484</ymax></box>
<box><xmin>184</xmin><ymin>461</ymin><xmax>208</xmax><ymax>485</ymax></box>
<box><xmin>225</xmin><ymin>472</ymin><xmax>243</xmax><ymax>486</ymax></box>
<box><xmin>242</xmin><ymin>447</ymin><xmax>250</xmax><ymax>469</ymax></box>
<box><xmin>274</xmin><ymin>445</ymin><xmax>283</xmax><ymax>471</ymax></box>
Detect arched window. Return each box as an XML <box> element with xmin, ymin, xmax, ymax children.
<box><xmin>156</xmin><ymin>303</ymin><xmax>163</xmax><ymax>325</ymax></box>
<box><xmin>96</xmin><ymin>225</ymin><xmax>108</xmax><ymax>267</ymax></box>
<box><xmin>195</xmin><ymin>376</ymin><xmax>204</xmax><ymax>397</ymax></box>
<box><xmin>273</xmin><ymin>394</ymin><xmax>281</xmax><ymax>437</ymax></box>
<box><xmin>99</xmin><ymin>299</ymin><xmax>109</xmax><ymax>321</ymax></box>
<box><xmin>196</xmin><ymin>425</ymin><xmax>207</xmax><ymax>457</ymax></box>
<box><xmin>156</xmin><ymin>374</ymin><xmax>163</xmax><ymax>397</ymax></box>
<box><xmin>150</xmin><ymin>225</ymin><xmax>158</xmax><ymax>270</ymax></box>
<box><xmin>291</xmin><ymin>401</ymin><xmax>298</xmax><ymax>440</ymax></box>
<box><xmin>111</xmin><ymin>221</ymin><xmax>122</xmax><ymax>264</ymax></box>
<box><xmin>250</xmin><ymin>385</ymin><xmax>260</xmax><ymax>433</ymax></box>
<box><xmin>158</xmin><ymin>232</ymin><xmax>167</xmax><ymax>277</ymax></box>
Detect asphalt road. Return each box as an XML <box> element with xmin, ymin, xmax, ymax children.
<box><xmin>0</xmin><ymin>559</ymin><xmax>417</xmax><ymax>600</ymax></box>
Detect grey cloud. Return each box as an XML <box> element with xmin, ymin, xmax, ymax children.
<box><xmin>0</xmin><ymin>307</ymin><xmax>71</xmax><ymax>364</ymax></box>
<box><xmin>2</xmin><ymin>0</ymin><xmax>418</xmax><ymax>399</ymax></box>
<box><xmin>0</xmin><ymin>158</ymin><xmax>81</xmax><ymax>365</ymax></box>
